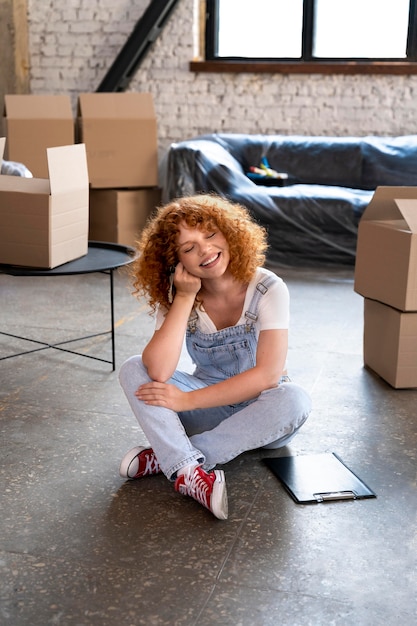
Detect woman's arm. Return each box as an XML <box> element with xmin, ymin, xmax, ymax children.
<box><xmin>142</xmin><ymin>293</ymin><xmax>194</xmax><ymax>382</ymax></box>
<box><xmin>137</xmin><ymin>328</ymin><xmax>288</xmax><ymax>411</ymax></box>
<box><xmin>142</xmin><ymin>264</ymin><xmax>201</xmax><ymax>382</ymax></box>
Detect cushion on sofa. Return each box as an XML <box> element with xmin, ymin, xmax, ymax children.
<box><xmin>212</xmin><ymin>134</ymin><xmax>364</xmax><ymax>189</ymax></box>
<box><xmin>228</xmin><ymin>184</ymin><xmax>372</xmax><ymax>266</ymax></box>
<box><xmin>361</xmin><ymin>135</ymin><xmax>417</xmax><ymax>189</ymax></box>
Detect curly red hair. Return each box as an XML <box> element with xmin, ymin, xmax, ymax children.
<box><xmin>130</xmin><ymin>194</ymin><xmax>268</xmax><ymax>311</ymax></box>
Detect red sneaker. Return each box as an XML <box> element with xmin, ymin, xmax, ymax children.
<box><xmin>119</xmin><ymin>446</ymin><xmax>161</xmax><ymax>479</ymax></box>
<box><xmin>174</xmin><ymin>466</ymin><xmax>228</xmax><ymax>520</ymax></box>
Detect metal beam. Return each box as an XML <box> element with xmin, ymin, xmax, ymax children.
<box><xmin>97</xmin><ymin>0</ymin><xmax>180</xmax><ymax>93</ymax></box>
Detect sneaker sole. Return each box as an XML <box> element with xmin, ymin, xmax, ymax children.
<box><xmin>119</xmin><ymin>446</ymin><xmax>144</xmax><ymax>478</ymax></box>
<box><xmin>211</xmin><ymin>470</ymin><xmax>228</xmax><ymax>520</ymax></box>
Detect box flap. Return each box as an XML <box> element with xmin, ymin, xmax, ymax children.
<box><xmin>0</xmin><ymin>176</ymin><xmax>50</xmax><ymax>194</ymax></box>
<box><xmin>4</xmin><ymin>94</ymin><xmax>73</xmax><ymax>120</ymax></box>
<box><xmin>361</xmin><ymin>186</ymin><xmax>417</xmax><ymax>221</ymax></box>
<box><xmin>0</xmin><ymin>137</ymin><xmax>5</xmax><ymax>161</ymax></box>
<box><xmin>47</xmin><ymin>144</ymin><xmax>89</xmax><ymax>194</ymax></box>
<box><xmin>78</xmin><ymin>93</ymin><xmax>155</xmax><ymax>119</ymax></box>
<box><xmin>394</xmin><ymin>199</ymin><xmax>417</xmax><ymax>233</ymax></box>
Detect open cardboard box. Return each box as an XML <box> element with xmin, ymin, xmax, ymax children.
<box><xmin>0</xmin><ymin>137</ymin><xmax>89</xmax><ymax>269</ymax></box>
<box><xmin>77</xmin><ymin>93</ymin><xmax>158</xmax><ymax>189</ymax></box>
<box><xmin>364</xmin><ymin>298</ymin><xmax>417</xmax><ymax>389</ymax></box>
<box><xmin>3</xmin><ymin>94</ymin><xmax>75</xmax><ymax>179</ymax></box>
<box><xmin>89</xmin><ymin>187</ymin><xmax>161</xmax><ymax>248</ymax></box>
<box><xmin>354</xmin><ymin>186</ymin><xmax>417</xmax><ymax>312</ymax></box>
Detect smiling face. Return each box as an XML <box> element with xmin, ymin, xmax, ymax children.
<box><xmin>176</xmin><ymin>222</ymin><xmax>230</xmax><ymax>279</ymax></box>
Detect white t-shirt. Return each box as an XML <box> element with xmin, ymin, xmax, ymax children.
<box><xmin>155</xmin><ymin>267</ymin><xmax>289</xmax><ymax>337</ymax></box>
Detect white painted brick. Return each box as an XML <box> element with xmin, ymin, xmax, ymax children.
<box><xmin>69</xmin><ymin>22</ymin><xmax>101</xmax><ymax>34</ymax></box>
<box><xmin>60</xmin><ymin>10</ymin><xmax>79</xmax><ymax>22</ymax></box>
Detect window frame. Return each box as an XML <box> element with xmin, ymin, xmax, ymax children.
<box><xmin>190</xmin><ymin>0</ymin><xmax>417</xmax><ymax>75</ymax></box>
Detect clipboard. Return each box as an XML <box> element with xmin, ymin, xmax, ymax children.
<box><xmin>263</xmin><ymin>453</ymin><xmax>376</xmax><ymax>504</ymax></box>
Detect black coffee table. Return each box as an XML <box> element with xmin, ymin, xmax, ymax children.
<box><xmin>0</xmin><ymin>241</ymin><xmax>136</xmax><ymax>370</ymax></box>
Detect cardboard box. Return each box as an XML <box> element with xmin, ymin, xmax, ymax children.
<box><xmin>354</xmin><ymin>186</ymin><xmax>417</xmax><ymax>311</ymax></box>
<box><xmin>78</xmin><ymin>93</ymin><xmax>158</xmax><ymax>189</ymax></box>
<box><xmin>364</xmin><ymin>298</ymin><xmax>417</xmax><ymax>388</ymax></box>
<box><xmin>3</xmin><ymin>94</ymin><xmax>75</xmax><ymax>178</ymax></box>
<box><xmin>0</xmin><ymin>138</ymin><xmax>89</xmax><ymax>269</ymax></box>
<box><xmin>89</xmin><ymin>187</ymin><xmax>161</xmax><ymax>247</ymax></box>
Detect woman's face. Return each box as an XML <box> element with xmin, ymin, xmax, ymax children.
<box><xmin>176</xmin><ymin>222</ymin><xmax>230</xmax><ymax>278</ymax></box>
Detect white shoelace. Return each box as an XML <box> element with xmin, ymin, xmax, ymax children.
<box><xmin>179</xmin><ymin>469</ymin><xmax>210</xmax><ymax>509</ymax></box>
<box><xmin>143</xmin><ymin>452</ymin><xmax>160</xmax><ymax>475</ymax></box>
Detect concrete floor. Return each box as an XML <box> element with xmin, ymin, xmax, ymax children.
<box><xmin>0</xmin><ymin>264</ymin><xmax>416</xmax><ymax>626</ymax></box>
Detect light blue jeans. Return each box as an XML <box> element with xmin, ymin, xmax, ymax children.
<box><xmin>119</xmin><ymin>356</ymin><xmax>312</xmax><ymax>480</ymax></box>
<box><xmin>119</xmin><ymin>276</ymin><xmax>312</xmax><ymax>480</ymax></box>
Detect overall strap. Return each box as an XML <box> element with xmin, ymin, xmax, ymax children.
<box><xmin>187</xmin><ymin>310</ymin><xmax>198</xmax><ymax>333</ymax></box>
<box><xmin>244</xmin><ymin>275</ymin><xmax>276</xmax><ymax>331</ymax></box>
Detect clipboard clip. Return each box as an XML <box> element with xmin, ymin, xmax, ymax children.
<box><xmin>314</xmin><ymin>491</ymin><xmax>357</xmax><ymax>502</ymax></box>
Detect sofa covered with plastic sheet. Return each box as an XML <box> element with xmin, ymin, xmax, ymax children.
<box><xmin>163</xmin><ymin>133</ymin><xmax>417</xmax><ymax>266</ymax></box>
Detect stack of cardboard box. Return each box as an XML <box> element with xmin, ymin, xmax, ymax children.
<box><xmin>77</xmin><ymin>92</ymin><xmax>161</xmax><ymax>248</ymax></box>
<box><xmin>0</xmin><ymin>94</ymin><xmax>89</xmax><ymax>268</ymax></box>
<box><xmin>0</xmin><ymin>92</ymin><xmax>161</xmax><ymax>269</ymax></box>
<box><xmin>354</xmin><ymin>186</ymin><xmax>417</xmax><ymax>388</ymax></box>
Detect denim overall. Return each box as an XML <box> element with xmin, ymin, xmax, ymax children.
<box><xmin>119</xmin><ymin>276</ymin><xmax>312</xmax><ymax>480</ymax></box>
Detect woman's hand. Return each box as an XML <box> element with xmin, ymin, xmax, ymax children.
<box><xmin>173</xmin><ymin>262</ymin><xmax>201</xmax><ymax>298</ymax></box>
<box><xmin>135</xmin><ymin>381</ymin><xmax>191</xmax><ymax>412</ymax></box>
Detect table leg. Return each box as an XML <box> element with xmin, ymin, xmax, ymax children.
<box><xmin>110</xmin><ymin>268</ymin><xmax>116</xmax><ymax>371</ymax></box>
<box><xmin>1</xmin><ymin>270</ymin><xmax>118</xmax><ymax>369</ymax></box>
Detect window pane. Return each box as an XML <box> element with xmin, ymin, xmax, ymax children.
<box><xmin>313</xmin><ymin>0</ymin><xmax>410</xmax><ymax>58</ymax></box>
<box><xmin>217</xmin><ymin>0</ymin><xmax>303</xmax><ymax>58</ymax></box>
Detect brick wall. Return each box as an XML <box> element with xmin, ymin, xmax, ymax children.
<box><xmin>27</xmin><ymin>0</ymin><xmax>417</xmax><ymax>157</ymax></box>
